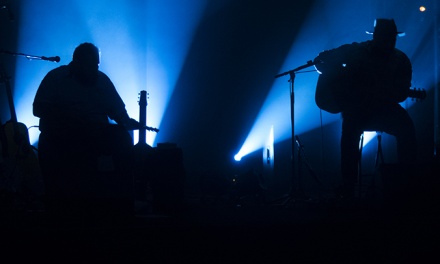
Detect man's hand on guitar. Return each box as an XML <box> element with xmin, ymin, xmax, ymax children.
<box><xmin>123</xmin><ymin>118</ymin><xmax>142</xmax><ymax>130</ymax></box>
<box><xmin>123</xmin><ymin>118</ymin><xmax>159</xmax><ymax>133</ymax></box>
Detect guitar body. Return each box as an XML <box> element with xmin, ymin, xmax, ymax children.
<box><xmin>1</xmin><ymin>65</ymin><xmax>43</xmax><ymax>200</ymax></box>
<box><xmin>1</xmin><ymin>121</ymin><xmax>42</xmax><ymax>197</ymax></box>
<box><xmin>315</xmin><ymin>71</ymin><xmax>353</xmax><ymax>114</ymax></box>
<box><xmin>315</xmin><ymin>74</ymin><xmax>343</xmax><ymax>114</ymax></box>
<box><xmin>3</xmin><ymin>121</ymin><xmax>32</xmax><ymax>158</ymax></box>
<box><xmin>315</xmin><ymin>73</ymin><xmax>426</xmax><ymax>114</ymax></box>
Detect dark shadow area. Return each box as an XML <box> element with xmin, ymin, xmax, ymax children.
<box><xmin>0</xmin><ymin>0</ymin><xmax>20</xmax><ymax>125</ymax></box>
<box><xmin>2</xmin><ymin>118</ymin><xmax>439</xmax><ymax>263</ymax></box>
<box><xmin>155</xmin><ymin>0</ymin><xmax>317</xmax><ymax>180</ymax></box>
<box><xmin>1</xmin><ymin>158</ymin><xmax>439</xmax><ymax>263</ymax></box>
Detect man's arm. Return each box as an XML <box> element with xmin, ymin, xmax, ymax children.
<box><xmin>100</xmin><ymin>74</ymin><xmax>141</xmax><ymax>129</ymax></box>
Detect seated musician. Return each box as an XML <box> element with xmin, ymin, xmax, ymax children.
<box><xmin>33</xmin><ymin>42</ymin><xmax>141</xmax><ymax>219</ymax></box>
<box><xmin>314</xmin><ymin>19</ymin><xmax>417</xmax><ymax>201</ymax></box>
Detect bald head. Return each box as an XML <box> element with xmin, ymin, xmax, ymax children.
<box><xmin>71</xmin><ymin>43</ymin><xmax>100</xmax><ymax>85</ymax></box>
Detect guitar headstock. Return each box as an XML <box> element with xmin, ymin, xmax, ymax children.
<box><xmin>138</xmin><ymin>90</ymin><xmax>149</xmax><ymax>106</ymax></box>
<box><xmin>408</xmin><ymin>88</ymin><xmax>426</xmax><ymax>101</ymax></box>
<box><xmin>136</xmin><ymin>90</ymin><xmax>158</xmax><ymax>133</ymax></box>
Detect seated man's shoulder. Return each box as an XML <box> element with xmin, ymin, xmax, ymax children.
<box><xmin>394</xmin><ymin>48</ymin><xmax>410</xmax><ymax>60</ymax></box>
<box><xmin>47</xmin><ymin>65</ymin><xmax>70</xmax><ymax>78</ymax></box>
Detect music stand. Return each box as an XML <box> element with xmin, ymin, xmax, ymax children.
<box><xmin>273</xmin><ymin>60</ymin><xmax>316</xmax><ymax>206</ymax></box>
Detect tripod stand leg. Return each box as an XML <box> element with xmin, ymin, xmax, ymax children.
<box><xmin>357</xmin><ymin>133</ymin><xmax>365</xmax><ymax>199</ymax></box>
<box><xmin>375</xmin><ymin>132</ymin><xmax>384</xmax><ymax>168</ymax></box>
<box><xmin>367</xmin><ymin>132</ymin><xmax>384</xmax><ymax>202</ymax></box>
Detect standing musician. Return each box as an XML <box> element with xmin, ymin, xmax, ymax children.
<box><xmin>33</xmin><ymin>42</ymin><xmax>141</xmax><ymax>218</ymax></box>
<box><xmin>314</xmin><ymin>19</ymin><xmax>417</xmax><ymax>200</ymax></box>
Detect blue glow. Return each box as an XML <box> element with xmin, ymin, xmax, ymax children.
<box><xmin>235</xmin><ymin>125</ymin><xmax>275</xmax><ymax>163</ymax></box>
<box><xmin>5</xmin><ymin>0</ymin><xmax>437</xmax><ymax>172</ymax></box>
<box><xmin>143</xmin><ymin>0</ymin><xmax>207</xmax><ymax>145</ymax></box>
<box><xmin>233</xmin><ymin>0</ymin><xmax>436</xmax><ymax>160</ymax></box>
<box><xmin>362</xmin><ymin>131</ymin><xmax>377</xmax><ymax>147</ymax></box>
<box><xmin>263</xmin><ymin>125</ymin><xmax>274</xmax><ymax>167</ymax></box>
<box><xmin>13</xmin><ymin>0</ymin><xmax>207</xmax><ymax>146</ymax></box>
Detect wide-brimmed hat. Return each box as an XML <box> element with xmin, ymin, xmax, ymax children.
<box><xmin>366</xmin><ymin>18</ymin><xmax>405</xmax><ymax>37</ymax></box>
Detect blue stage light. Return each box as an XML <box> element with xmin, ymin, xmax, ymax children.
<box><xmin>232</xmin><ymin>0</ymin><xmax>435</xmax><ymax>162</ymax></box>
<box><xmin>13</xmin><ymin>0</ymin><xmax>206</xmax><ymax>147</ymax></box>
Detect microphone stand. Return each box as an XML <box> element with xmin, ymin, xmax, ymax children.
<box><xmin>0</xmin><ymin>49</ymin><xmax>60</xmax><ymax>62</ymax></box>
<box><xmin>273</xmin><ymin>60</ymin><xmax>316</xmax><ymax>206</ymax></box>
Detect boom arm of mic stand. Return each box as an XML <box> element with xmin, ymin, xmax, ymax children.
<box><xmin>0</xmin><ymin>49</ymin><xmax>60</xmax><ymax>62</ymax></box>
<box><xmin>275</xmin><ymin>60</ymin><xmax>315</xmax><ymax>78</ymax></box>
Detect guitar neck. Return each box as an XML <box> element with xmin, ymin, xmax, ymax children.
<box><xmin>138</xmin><ymin>90</ymin><xmax>147</xmax><ymax>144</ymax></box>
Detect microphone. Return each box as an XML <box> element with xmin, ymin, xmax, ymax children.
<box><xmin>41</xmin><ymin>56</ymin><xmax>60</xmax><ymax>63</ymax></box>
<box><xmin>275</xmin><ymin>60</ymin><xmax>320</xmax><ymax>78</ymax></box>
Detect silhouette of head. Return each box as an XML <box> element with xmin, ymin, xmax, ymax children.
<box><xmin>368</xmin><ymin>19</ymin><xmax>404</xmax><ymax>57</ymax></box>
<box><xmin>71</xmin><ymin>42</ymin><xmax>100</xmax><ymax>85</ymax></box>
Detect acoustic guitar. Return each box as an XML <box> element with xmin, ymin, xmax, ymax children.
<box><xmin>1</xmin><ymin>64</ymin><xmax>42</xmax><ymax>197</ymax></box>
<box><xmin>315</xmin><ymin>73</ymin><xmax>427</xmax><ymax>114</ymax></box>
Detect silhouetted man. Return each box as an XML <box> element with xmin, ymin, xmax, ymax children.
<box><xmin>314</xmin><ymin>19</ymin><xmax>417</xmax><ymax>200</ymax></box>
<box><xmin>33</xmin><ymin>42</ymin><xmax>140</xmax><ymax>220</ymax></box>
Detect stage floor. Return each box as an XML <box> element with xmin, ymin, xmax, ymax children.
<box><xmin>1</xmin><ymin>190</ymin><xmax>439</xmax><ymax>263</ymax></box>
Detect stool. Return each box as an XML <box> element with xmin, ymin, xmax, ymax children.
<box><xmin>358</xmin><ymin>131</ymin><xmax>384</xmax><ymax>199</ymax></box>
